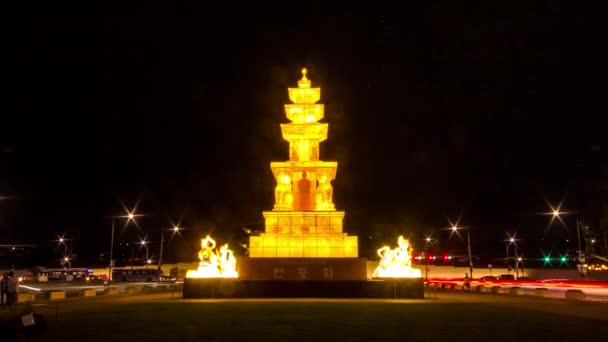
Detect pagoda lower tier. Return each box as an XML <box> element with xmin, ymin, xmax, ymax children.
<box><xmin>249</xmin><ymin>211</ymin><xmax>358</xmax><ymax>258</ymax></box>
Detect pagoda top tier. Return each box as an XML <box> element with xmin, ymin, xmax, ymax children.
<box><xmin>285</xmin><ymin>68</ymin><xmax>324</xmax><ymax>123</ymax></box>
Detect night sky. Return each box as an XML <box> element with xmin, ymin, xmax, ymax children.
<box><xmin>2</xmin><ymin>6</ymin><xmax>604</xmax><ymax>267</ymax></box>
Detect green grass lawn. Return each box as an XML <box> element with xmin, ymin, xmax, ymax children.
<box><xmin>25</xmin><ymin>296</ymin><xmax>608</xmax><ymax>342</ymax></box>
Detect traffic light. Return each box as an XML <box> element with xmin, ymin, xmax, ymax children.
<box><xmin>542</xmin><ymin>252</ymin><xmax>553</xmax><ymax>266</ymax></box>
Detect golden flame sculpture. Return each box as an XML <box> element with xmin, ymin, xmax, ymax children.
<box><xmin>186</xmin><ymin>236</ymin><xmax>238</xmax><ymax>278</ymax></box>
<box><xmin>373</xmin><ymin>236</ymin><xmax>422</xmax><ymax>278</ymax></box>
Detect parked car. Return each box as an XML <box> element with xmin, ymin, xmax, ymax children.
<box><xmin>497</xmin><ymin>274</ymin><xmax>515</xmax><ymax>280</ymax></box>
<box><xmin>479</xmin><ymin>276</ymin><xmax>497</xmax><ymax>282</ymax></box>
<box><xmin>517</xmin><ymin>276</ymin><xmax>533</xmax><ymax>281</ymax></box>
<box><xmin>160</xmin><ymin>275</ymin><xmax>177</xmax><ymax>283</ymax></box>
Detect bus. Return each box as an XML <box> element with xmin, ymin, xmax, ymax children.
<box><xmin>112</xmin><ymin>268</ymin><xmax>162</xmax><ymax>282</ymax></box>
<box><xmin>34</xmin><ymin>268</ymin><xmax>96</xmax><ymax>282</ymax></box>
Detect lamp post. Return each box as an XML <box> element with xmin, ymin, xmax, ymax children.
<box><xmin>517</xmin><ymin>256</ymin><xmax>524</xmax><ymax>276</ymax></box>
<box><xmin>548</xmin><ymin>205</ymin><xmax>585</xmax><ymax>266</ymax></box>
<box><xmin>506</xmin><ymin>234</ymin><xmax>519</xmax><ymax>278</ymax></box>
<box><xmin>448</xmin><ymin>223</ymin><xmax>473</xmax><ymax>279</ymax></box>
<box><xmin>505</xmin><ymin>241</ymin><xmax>509</xmax><ymax>272</ymax></box>
<box><xmin>425</xmin><ymin>237</ymin><xmax>430</xmax><ymax>281</ymax></box>
<box><xmin>56</xmin><ymin>234</ymin><xmax>69</xmax><ymax>266</ymax></box>
<box><xmin>547</xmin><ymin>203</ymin><xmax>588</xmax><ymax>280</ymax></box>
<box><xmin>466</xmin><ymin>229</ymin><xmax>473</xmax><ymax>278</ymax></box>
<box><xmin>110</xmin><ymin>217</ymin><xmax>116</xmax><ymax>276</ymax></box>
<box><xmin>158</xmin><ymin>224</ymin><xmax>182</xmax><ymax>275</ymax></box>
<box><xmin>158</xmin><ymin>232</ymin><xmax>164</xmax><ymax>272</ymax></box>
<box><xmin>514</xmin><ymin>242</ymin><xmax>518</xmax><ymax>278</ymax></box>
<box><xmin>423</xmin><ymin>236</ymin><xmax>435</xmax><ymax>281</ymax></box>
<box><xmin>108</xmin><ymin>206</ymin><xmax>141</xmax><ymax>281</ymax></box>
<box><xmin>58</xmin><ymin>236</ymin><xmax>68</xmax><ymax>257</ymax></box>
<box><xmin>140</xmin><ymin>239</ymin><xmax>149</xmax><ymax>268</ymax></box>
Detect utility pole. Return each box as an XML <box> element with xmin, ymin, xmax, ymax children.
<box><xmin>467</xmin><ymin>230</ymin><xmax>473</xmax><ymax>279</ymax></box>
<box><xmin>505</xmin><ymin>242</ymin><xmax>510</xmax><ymax>274</ymax></box>
<box><xmin>425</xmin><ymin>242</ymin><xmax>429</xmax><ymax>281</ymax></box>
<box><xmin>145</xmin><ymin>245</ymin><xmax>149</xmax><ymax>268</ymax></box>
<box><xmin>423</xmin><ymin>237</ymin><xmax>434</xmax><ymax>281</ymax></box>
<box><xmin>109</xmin><ymin>217</ymin><xmax>115</xmax><ymax>281</ymax></box>
<box><xmin>576</xmin><ymin>218</ymin><xmax>587</xmax><ymax>281</ymax></box>
<box><xmin>63</xmin><ymin>240</ymin><xmax>68</xmax><ymax>260</ymax></box>
<box><xmin>577</xmin><ymin>218</ymin><xmax>583</xmax><ymax>261</ymax></box>
<box><xmin>514</xmin><ymin>243</ymin><xmax>519</xmax><ymax>279</ymax></box>
<box><xmin>158</xmin><ymin>230</ymin><xmax>165</xmax><ymax>277</ymax></box>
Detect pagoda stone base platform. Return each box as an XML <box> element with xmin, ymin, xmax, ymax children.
<box><xmin>183</xmin><ymin>278</ymin><xmax>424</xmax><ymax>299</ymax></box>
<box><xmin>238</xmin><ymin>257</ymin><xmax>367</xmax><ymax>281</ymax></box>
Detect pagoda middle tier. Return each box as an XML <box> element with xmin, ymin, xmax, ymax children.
<box><xmin>249</xmin><ymin>69</ymin><xmax>358</xmax><ymax>258</ymax></box>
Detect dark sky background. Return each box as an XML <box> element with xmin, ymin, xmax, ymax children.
<box><xmin>2</xmin><ymin>6</ymin><xmax>604</xmax><ymax>267</ymax></box>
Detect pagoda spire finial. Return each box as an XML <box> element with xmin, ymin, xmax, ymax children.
<box><xmin>298</xmin><ymin>67</ymin><xmax>311</xmax><ymax>89</ymax></box>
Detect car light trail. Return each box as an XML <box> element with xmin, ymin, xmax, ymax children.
<box><xmin>19</xmin><ymin>284</ymin><xmax>42</xmax><ymax>292</ymax></box>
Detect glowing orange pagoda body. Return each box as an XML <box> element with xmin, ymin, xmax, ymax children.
<box><xmin>248</xmin><ymin>69</ymin><xmax>358</xmax><ymax>258</ymax></box>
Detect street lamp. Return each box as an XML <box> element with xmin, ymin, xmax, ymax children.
<box><xmin>140</xmin><ymin>238</ymin><xmax>149</xmax><ymax>268</ymax></box>
<box><xmin>108</xmin><ymin>203</ymin><xmax>143</xmax><ymax>281</ymax></box>
<box><xmin>422</xmin><ymin>235</ymin><xmax>436</xmax><ymax>281</ymax></box>
<box><xmin>505</xmin><ymin>233</ymin><xmax>520</xmax><ymax>278</ymax></box>
<box><xmin>55</xmin><ymin>234</ymin><xmax>69</xmax><ymax>260</ymax></box>
<box><xmin>158</xmin><ymin>223</ymin><xmax>183</xmax><ymax>275</ymax></box>
<box><xmin>545</xmin><ymin>202</ymin><xmax>584</xmax><ymax>264</ymax></box>
<box><xmin>447</xmin><ymin>221</ymin><xmax>474</xmax><ymax>279</ymax></box>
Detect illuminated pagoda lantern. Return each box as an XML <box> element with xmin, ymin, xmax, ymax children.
<box><xmin>248</xmin><ymin>69</ymin><xmax>359</xmax><ymax>260</ymax></box>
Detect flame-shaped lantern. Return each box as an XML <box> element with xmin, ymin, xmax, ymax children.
<box><xmin>373</xmin><ymin>236</ymin><xmax>422</xmax><ymax>278</ymax></box>
<box><xmin>186</xmin><ymin>236</ymin><xmax>238</xmax><ymax>278</ymax></box>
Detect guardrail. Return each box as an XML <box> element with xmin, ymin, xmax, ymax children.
<box><xmin>11</xmin><ymin>283</ymin><xmax>183</xmax><ymax>306</ymax></box>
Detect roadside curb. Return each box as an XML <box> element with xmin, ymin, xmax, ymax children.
<box><xmin>18</xmin><ymin>283</ymin><xmax>183</xmax><ymax>306</ymax></box>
